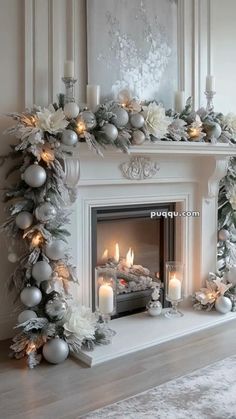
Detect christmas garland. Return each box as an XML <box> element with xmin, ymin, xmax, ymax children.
<box><xmin>2</xmin><ymin>89</ymin><xmax>236</xmax><ymax>367</ymax></box>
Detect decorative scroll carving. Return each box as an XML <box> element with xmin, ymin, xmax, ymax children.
<box><xmin>207</xmin><ymin>157</ymin><xmax>229</xmax><ymax>199</ymax></box>
<box><xmin>120</xmin><ymin>156</ymin><xmax>160</xmax><ymax>180</ymax></box>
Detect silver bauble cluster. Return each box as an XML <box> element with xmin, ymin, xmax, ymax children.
<box><xmin>79</xmin><ymin>110</ymin><xmax>97</xmax><ymax>130</ymax></box>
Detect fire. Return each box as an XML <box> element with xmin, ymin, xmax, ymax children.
<box><xmin>102</xmin><ymin>249</ymin><xmax>109</xmax><ymax>262</ymax></box>
<box><xmin>126</xmin><ymin>247</ymin><xmax>134</xmax><ymax>268</ymax></box>
<box><xmin>114</xmin><ymin>243</ymin><xmax>120</xmax><ymax>263</ymax></box>
<box><xmin>101</xmin><ymin>243</ymin><xmax>134</xmax><ymax>268</ymax></box>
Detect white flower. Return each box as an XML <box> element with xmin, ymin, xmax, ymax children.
<box><xmin>63</xmin><ymin>303</ymin><xmax>97</xmax><ymax>343</ymax></box>
<box><xmin>143</xmin><ymin>102</ymin><xmax>173</xmax><ymax>139</ymax></box>
<box><xmin>223</xmin><ymin>113</ymin><xmax>236</xmax><ymax>134</ymax></box>
<box><xmin>36</xmin><ymin>105</ymin><xmax>69</xmax><ymax>133</ymax></box>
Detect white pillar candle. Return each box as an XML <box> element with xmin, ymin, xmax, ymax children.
<box><xmin>86</xmin><ymin>84</ymin><xmax>100</xmax><ymax>111</ymax></box>
<box><xmin>64</xmin><ymin>60</ymin><xmax>74</xmax><ymax>78</ymax></box>
<box><xmin>174</xmin><ymin>91</ymin><xmax>185</xmax><ymax>113</ymax></box>
<box><xmin>99</xmin><ymin>284</ymin><xmax>114</xmax><ymax>314</ymax></box>
<box><xmin>206</xmin><ymin>75</ymin><xmax>216</xmax><ymax>92</ymax></box>
<box><xmin>168</xmin><ymin>275</ymin><xmax>182</xmax><ymax>300</ymax></box>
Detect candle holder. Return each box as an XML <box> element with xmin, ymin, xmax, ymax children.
<box><xmin>165</xmin><ymin>261</ymin><xmax>184</xmax><ymax>318</ymax></box>
<box><xmin>95</xmin><ymin>267</ymin><xmax>117</xmax><ymax>340</ymax></box>
<box><xmin>62</xmin><ymin>77</ymin><xmax>77</xmax><ymax>104</ymax></box>
<box><xmin>205</xmin><ymin>90</ymin><xmax>216</xmax><ymax>113</ymax></box>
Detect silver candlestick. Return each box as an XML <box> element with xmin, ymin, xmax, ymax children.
<box><xmin>62</xmin><ymin>77</ymin><xmax>77</xmax><ymax>104</ymax></box>
<box><xmin>205</xmin><ymin>90</ymin><xmax>216</xmax><ymax>113</ymax></box>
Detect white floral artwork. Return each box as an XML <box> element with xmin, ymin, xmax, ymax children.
<box><xmin>120</xmin><ymin>156</ymin><xmax>160</xmax><ymax>180</ymax></box>
<box><xmin>87</xmin><ymin>0</ymin><xmax>178</xmax><ymax>107</ymax></box>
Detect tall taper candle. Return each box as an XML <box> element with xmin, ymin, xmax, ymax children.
<box><xmin>174</xmin><ymin>91</ymin><xmax>185</xmax><ymax>113</ymax></box>
<box><xmin>206</xmin><ymin>75</ymin><xmax>216</xmax><ymax>92</ymax></box>
<box><xmin>64</xmin><ymin>61</ymin><xmax>74</xmax><ymax>78</ymax></box>
<box><xmin>86</xmin><ymin>85</ymin><xmax>100</xmax><ymax>111</ymax></box>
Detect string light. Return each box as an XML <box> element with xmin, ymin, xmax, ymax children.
<box><xmin>31</xmin><ymin>232</ymin><xmax>44</xmax><ymax>247</ymax></box>
<box><xmin>76</xmin><ymin>121</ymin><xmax>86</xmax><ymax>135</ymax></box>
<box><xmin>188</xmin><ymin>127</ymin><xmax>202</xmax><ymax>139</ymax></box>
<box><xmin>41</xmin><ymin>148</ymin><xmax>55</xmax><ymax>163</ymax></box>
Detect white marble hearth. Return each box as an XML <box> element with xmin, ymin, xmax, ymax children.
<box><xmin>74</xmin><ymin>302</ymin><xmax>236</xmax><ymax>367</ymax></box>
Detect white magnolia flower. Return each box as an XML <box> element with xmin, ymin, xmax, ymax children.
<box><xmin>143</xmin><ymin>102</ymin><xmax>173</xmax><ymax>139</ymax></box>
<box><xmin>226</xmin><ymin>186</ymin><xmax>236</xmax><ymax>210</ymax></box>
<box><xmin>36</xmin><ymin>104</ymin><xmax>69</xmax><ymax>133</ymax></box>
<box><xmin>223</xmin><ymin>113</ymin><xmax>236</xmax><ymax>134</ymax></box>
<box><xmin>63</xmin><ymin>303</ymin><xmax>97</xmax><ymax>343</ymax></box>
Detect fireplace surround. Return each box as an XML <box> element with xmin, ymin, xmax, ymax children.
<box><xmin>64</xmin><ymin>141</ymin><xmax>236</xmax><ymax>365</ymax></box>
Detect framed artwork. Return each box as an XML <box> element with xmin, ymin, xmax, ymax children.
<box><xmin>86</xmin><ymin>0</ymin><xmax>178</xmax><ymax>108</ymax></box>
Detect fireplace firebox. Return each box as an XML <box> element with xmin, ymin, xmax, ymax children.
<box><xmin>91</xmin><ymin>203</ymin><xmax>175</xmax><ymax>316</ymax></box>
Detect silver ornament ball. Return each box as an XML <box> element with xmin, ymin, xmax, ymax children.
<box><xmin>61</xmin><ymin>129</ymin><xmax>78</xmax><ymax>146</ymax></box>
<box><xmin>20</xmin><ymin>286</ymin><xmax>42</xmax><ymax>307</ymax></box>
<box><xmin>226</xmin><ymin>266</ymin><xmax>236</xmax><ymax>286</ymax></box>
<box><xmin>132</xmin><ymin>130</ymin><xmax>146</xmax><ymax>145</ymax></box>
<box><xmin>102</xmin><ymin>123</ymin><xmax>119</xmax><ymax>141</ymax></box>
<box><xmin>45</xmin><ymin>297</ymin><xmax>67</xmax><ymax>320</ymax></box>
<box><xmin>218</xmin><ymin>229</ymin><xmax>230</xmax><ymax>242</ymax></box>
<box><xmin>35</xmin><ymin>202</ymin><xmax>57</xmax><ymax>223</ymax></box>
<box><xmin>130</xmin><ymin>113</ymin><xmax>145</xmax><ymax>129</ymax></box>
<box><xmin>17</xmin><ymin>310</ymin><xmax>37</xmax><ymax>324</ymax></box>
<box><xmin>15</xmin><ymin>211</ymin><xmax>33</xmax><ymax>230</ymax></box>
<box><xmin>79</xmin><ymin>111</ymin><xmax>97</xmax><ymax>130</ymax></box>
<box><xmin>111</xmin><ymin>107</ymin><xmax>129</xmax><ymax>127</ymax></box>
<box><xmin>64</xmin><ymin>102</ymin><xmax>79</xmax><ymax>119</ymax></box>
<box><xmin>42</xmin><ymin>338</ymin><xmax>69</xmax><ymax>364</ymax></box>
<box><xmin>8</xmin><ymin>252</ymin><xmax>18</xmax><ymax>263</ymax></box>
<box><xmin>204</xmin><ymin>122</ymin><xmax>222</xmax><ymax>141</ymax></box>
<box><xmin>215</xmin><ymin>296</ymin><xmax>232</xmax><ymax>314</ymax></box>
<box><xmin>23</xmin><ymin>164</ymin><xmax>47</xmax><ymax>188</ymax></box>
<box><xmin>45</xmin><ymin>240</ymin><xmax>66</xmax><ymax>260</ymax></box>
<box><xmin>32</xmin><ymin>261</ymin><xmax>52</xmax><ymax>283</ymax></box>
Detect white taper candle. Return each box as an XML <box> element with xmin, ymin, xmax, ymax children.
<box><xmin>64</xmin><ymin>61</ymin><xmax>74</xmax><ymax>78</ymax></box>
<box><xmin>86</xmin><ymin>84</ymin><xmax>100</xmax><ymax>111</ymax></box>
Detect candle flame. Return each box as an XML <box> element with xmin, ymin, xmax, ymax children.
<box><xmin>114</xmin><ymin>243</ymin><xmax>119</xmax><ymax>263</ymax></box>
<box><xmin>126</xmin><ymin>247</ymin><xmax>134</xmax><ymax>268</ymax></box>
<box><xmin>102</xmin><ymin>249</ymin><xmax>108</xmax><ymax>262</ymax></box>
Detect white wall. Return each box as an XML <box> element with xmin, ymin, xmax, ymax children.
<box><xmin>0</xmin><ymin>0</ymin><xmax>235</xmax><ymax>339</ymax></box>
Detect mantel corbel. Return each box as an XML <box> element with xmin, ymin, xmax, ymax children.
<box><xmin>63</xmin><ymin>157</ymin><xmax>80</xmax><ymax>187</ymax></box>
<box><xmin>207</xmin><ymin>156</ymin><xmax>230</xmax><ymax>199</ymax></box>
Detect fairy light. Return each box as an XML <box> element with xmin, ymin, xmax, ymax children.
<box><xmin>41</xmin><ymin>149</ymin><xmax>55</xmax><ymax>163</ymax></box>
<box><xmin>188</xmin><ymin>127</ymin><xmax>201</xmax><ymax>139</ymax></box>
<box><xmin>31</xmin><ymin>232</ymin><xmax>44</xmax><ymax>247</ymax></box>
<box><xmin>76</xmin><ymin>120</ymin><xmax>86</xmax><ymax>135</ymax></box>
<box><xmin>26</xmin><ymin>342</ymin><xmax>36</xmax><ymax>355</ymax></box>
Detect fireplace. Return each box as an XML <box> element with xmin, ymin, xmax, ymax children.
<box><xmin>91</xmin><ymin>203</ymin><xmax>175</xmax><ymax>316</ymax></box>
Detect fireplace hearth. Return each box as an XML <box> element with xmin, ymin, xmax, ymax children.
<box><xmin>92</xmin><ymin>203</ymin><xmax>175</xmax><ymax>316</ymax></box>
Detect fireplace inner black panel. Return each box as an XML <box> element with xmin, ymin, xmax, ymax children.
<box><xmin>91</xmin><ymin>203</ymin><xmax>175</xmax><ymax>316</ymax></box>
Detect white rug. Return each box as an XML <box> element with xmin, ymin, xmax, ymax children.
<box><xmin>82</xmin><ymin>356</ymin><xmax>236</xmax><ymax>419</ymax></box>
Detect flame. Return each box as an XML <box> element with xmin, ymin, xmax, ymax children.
<box><xmin>114</xmin><ymin>243</ymin><xmax>120</xmax><ymax>263</ymax></box>
<box><xmin>31</xmin><ymin>232</ymin><xmax>44</xmax><ymax>247</ymax></box>
<box><xmin>76</xmin><ymin>121</ymin><xmax>86</xmax><ymax>135</ymax></box>
<box><xmin>126</xmin><ymin>247</ymin><xmax>134</xmax><ymax>268</ymax></box>
<box><xmin>102</xmin><ymin>249</ymin><xmax>108</xmax><ymax>262</ymax></box>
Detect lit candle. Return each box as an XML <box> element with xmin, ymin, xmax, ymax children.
<box><xmin>168</xmin><ymin>274</ymin><xmax>182</xmax><ymax>300</ymax></box>
<box><xmin>205</xmin><ymin>75</ymin><xmax>216</xmax><ymax>92</ymax></box>
<box><xmin>99</xmin><ymin>283</ymin><xmax>114</xmax><ymax>314</ymax></box>
<box><xmin>64</xmin><ymin>60</ymin><xmax>74</xmax><ymax>78</ymax></box>
<box><xmin>86</xmin><ymin>84</ymin><xmax>100</xmax><ymax>111</ymax></box>
<box><xmin>174</xmin><ymin>91</ymin><xmax>185</xmax><ymax>113</ymax></box>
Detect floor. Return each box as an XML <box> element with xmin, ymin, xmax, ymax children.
<box><xmin>1</xmin><ymin>319</ymin><xmax>236</xmax><ymax>419</ymax></box>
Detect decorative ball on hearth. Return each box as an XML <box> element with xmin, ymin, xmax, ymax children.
<box><xmin>15</xmin><ymin>211</ymin><xmax>33</xmax><ymax>230</ymax></box>
<box><xmin>45</xmin><ymin>240</ymin><xmax>66</xmax><ymax>260</ymax></box>
<box><xmin>111</xmin><ymin>107</ymin><xmax>129</xmax><ymax>127</ymax></box>
<box><xmin>130</xmin><ymin>113</ymin><xmax>145</xmax><ymax>129</ymax></box>
<box><xmin>79</xmin><ymin>110</ymin><xmax>97</xmax><ymax>130</ymax></box>
<box><xmin>23</xmin><ymin>164</ymin><xmax>47</xmax><ymax>188</ymax></box>
<box><xmin>215</xmin><ymin>295</ymin><xmax>232</xmax><ymax>314</ymax></box>
<box><xmin>64</xmin><ymin>102</ymin><xmax>80</xmax><ymax>119</ymax></box>
<box><xmin>17</xmin><ymin>310</ymin><xmax>37</xmax><ymax>324</ymax></box>
<box><xmin>35</xmin><ymin>201</ymin><xmax>57</xmax><ymax>223</ymax></box>
<box><xmin>32</xmin><ymin>260</ymin><xmax>52</xmax><ymax>283</ymax></box>
<box><xmin>45</xmin><ymin>296</ymin><xmax>67</xmax><ymax>321</ymax></box>
<box><xmin>226</xmin><ymin>266</ymin><xmax>236</xmax><ymax>286</ymax></box>
<box><xmin>218</xmin><ymin>229</ymin><xmax>230</xmax><ymax>242</ymax></box>
<box><xmin>42</xmin><ymin>337</ymin><xmax>69</xmax><ymax>364</ymax></box>
<box><xmin>146</xmin><ymin>286</ymin><xmax>162</xmax><ymax>317</ymax></box>
<box><xmin>203</xmin><ymin>121</ymin><xmax>222</xmax><ymax>142</ymax></box>
<box><xmin>132</xmin><ymin>130</ymin><xmax>146</xmax><ymax>145</ymax></box>
<box><xmin>61</xmin><ymin>129</ymin><xmax>78</xmax><ymax>146</ymax></box>
<box><xmin>101</xmin><ymin>123</ymin><xmax>119</xmax><ymax>141</ymax></box>
<box><xmin>20</xmin><ymin>286</ymin><xmax>42</xmax><ymax>307</ymax></box>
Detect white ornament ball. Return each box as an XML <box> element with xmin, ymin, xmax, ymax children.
<box><xmin>15</xmin><ymin>211</ymin><xmax>33</xmax><ymax>230</ymax></box>
<box><xmin>42</xmin><ymin>338</ymin><xmax>69</xmax><ymax>364</ymax></box>
<box><xmin>226</xmin><ymin>266</ymin><xmax>236</xmax><ymax>286</ymax></box>
<box><xmin>45</xmin><ymin>240</ymin><xmax>66</xmax><ymax>260</ymax></box>
<box><xmin>215</xmin><ymin>296</ymin><xmax>232</xmax><ymax>314</ymax></box>
<box><xmin>111</xmin><ymin>107</ymin><xmax>129</xmax><ymax>127</ymax></box>
<box><xmin>35</xmin><ymin>202</ymin><xmax>57</xmax><ymax>223</ymax></box>
<box><xmin>32</xmin><ymin>261</ymin><xmax>52</xmax><ymax>283</ymax></box>
<box><xmin>218</xmin><ymin>229</ymin><xmax>230</xmax><ymax>242</ymax></box>
<box><xmin>20</xmin><ymin>286</ymin><xmax>42</xmax><ymax>307</ymax></box>
<box><xmin>79</xmin><ymin>111</ymin><xmax>97</xmax><ymax>130</ymax></box>
<box><xmin>61</xmin><ymin>129</ymin><xmax>78</xmax><ymax>146</ymax></box>
<box><xmin>23</xmin><ymin>164</ymin><xmax>47</xmax><ymax>188</ymax></box>
<box><xmin>64</xmin><ymin>102</ymin><xmax>80</xmax><ymax>119</ymax></box>
<box><xmin>132</xmin><ymin>130</ymin><xmax>146</xmax><ymax>145</ymax></box>
<box><xmin>130</xmin><ymin>113</ymin><xmax>145</xmax><ymax>129</ymax></box>
<box><xmin>8</xmin><ymin>252</ymin><xmax>18</xmax><ymax>263</ymax></box>
<box><xmin>17</xmin><ymin>310</ymin><xmax>37</xmax><ymax>324</ymax></box>
<box><xmin>102</xmin><ymin>123</ymin><xmax>119</xmax><ymax>141</ymax></box>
